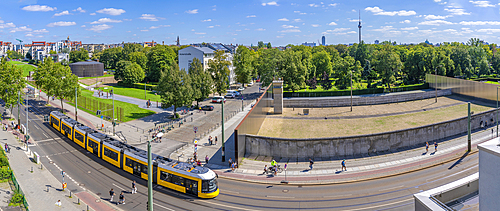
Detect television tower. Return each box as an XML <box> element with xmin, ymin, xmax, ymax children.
<box><xmin>358</xmin><ymin>10</ymin><xmax>362</xmax><ymax>44</ymax></box>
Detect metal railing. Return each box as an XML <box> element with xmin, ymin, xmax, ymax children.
<box><xmin>10</xmin><ymin>171</ymin><xmax>29</xmax><ymax>211</ymax></box>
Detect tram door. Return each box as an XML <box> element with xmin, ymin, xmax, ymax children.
<box><xmin>185</xmin><ymin>179</ymin><xmax>198</xmax><ymax>196</ymax></box>
<box><xmin>89</xmin><ymin>140</ymin><xmax>99</xmax><ymax>156</ymax></box>
<box><xmin>132</xmin><ymin>162</ymin><xmax>142</xmax><ymax>177</ymax></box>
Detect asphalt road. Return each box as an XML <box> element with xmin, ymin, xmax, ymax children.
<box><xmin>2</xmin><ymin>95</ymin><xmax>479</xmax><ymax>211</ymax></box>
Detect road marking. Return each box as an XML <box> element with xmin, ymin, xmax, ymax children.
<box><xmin>153</xmin><ymin>202</ymin><xmax>175</xmax><ymax>211</ymax></box>
<box><xmin>323</xmin><ymin>194</ymin><xmax>352</xmax><ymax>198</ymax></box>
<box><xmin>42</xmin><ymin>133</ymin><xmax>48</xmax><ymax>138</ymax></box>
<box><xmin>221</xmin><ymin>190</ymin><xmax>239</xmax><ymax>194</ymax></box>
<box><xmin>379</xmin><ymin>185</ymin><xmax>405</xmax><ymax>192</ymax></box>
<box><xmin>37</xmin><ymin>138</ymin><xmax>60</xmax><ymax>143</ymax></box>
<box><xmin>265</xmin><ymin>195</ymin><xmax>295</xmax><ymax>199</ymax></box>
<box><xmin>204</xmin><ymin>200</ymin><xmax>261</xmax><ymax>211</ymax></box>
<box><xmin>34</xmin><ymin>125</ymin><xmax>40</xmax><ymax>130</ymax></box>
<box><xmin>343</xmin><ymin>198</ymin><xmax>413</xmax><ymax>211</ymax></box>
<box><xmin>112</xmin><ymin>183</ymin><xmax>126</xmax><ymax>191</ymax></box>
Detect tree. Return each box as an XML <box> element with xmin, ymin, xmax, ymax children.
<box><xmin>69</xmin><ymin>48</ymin><xmax>89</xmax><ymax>63</ymax></box>
<box><xmin>306</xmin><ymin>77</ymin><xmax>317</xmax><ymax>90</ymax></box>
<box><xmin>321</xmin><ymin>71</ymin><xmax>333</xmax><ymax>90</ymax></box>
<box><xmin>334</xmin><ymin>56</ymin><xmax>362</xmax><ymax>89</ymax></box>
<box><xmin>466</xmin><ymin>38</ymin><xmax>482</xmax><ymax>47</ymax></box>
<box><xmin>267</xmin><ymin>42</ymin><xmax>272</xmax><ymax>49</ymax></box>
<box><xmin>127</xmin><ymin>52</ymin><xmax>148</xmax><ymax>70</ymax></box>
<box><xmin>233</xmin><ymin>46</ymin><xmax>254</xmax><ymax>85</ymax></box>
<box><xmin>114</xmin><ymin>60</ymin><xmax>145</xmax><ymax>85</ymax></box>
<box><xmin>157</xmin><ymin>63</ymin><xmax>193</xmax><ymax>114</ymax></box>
<box><xmin>0</xmin><ymin>58</ymin><xmax>26</xmax><ymax>115</ymax></box>
<box><xmin>6</xmin><ymin>51</ymin><xmax>23</xmax><ymax>60</ymax></box>
<box><xmin>25</xmin><ymin>52</ymin><xmax>32</xmax><ymax>60</ymax></box>
<box><xmin>208</xmin><ymin>50</ymin><xmax>231</xmax><ymax>95</ymax></box>
<box><xmin>60</xmin><ymin>48</ymin><xmax>70</xmax><ymax>54</ymax></box>
<box><xmin>256</xmin><ymin>48</ymin><xmax>282</xmax><ymax>86</ymax></box>
<box><xmin>49</xmin><ymin>50</ymin><xmax>57</xmax><ymax>55</ymax></box>
<box><xmin>146</xmin><ymin>45</ymin><xmax>176</xmax><ymax>82</ymax></box>
<box><xmin>100</xmin><ymin>47</ymin><xmax>123</xmax><ymax>69</ymax></box>
<box><xmin>279</xmin><ymin>50</ymin><xmax>307</xmax><ymax>92</ymax></box>
<box><xmin>189</xmin><ymin>58</ymin><xmax>213</xmax><ymax>106</ymax></box>
<box><xmin>311</xmin><ymin>51</ymin><xmax>332</xmax><ymax>79</ymax></box>
<box><xmin>258</xmin><ymin>41</ymin><xmax>265</xmax><ymax>49</ymax></box>
<box><xmin>372</xmin><ymin>46</ymin><xmax>402</xmax><ymax>89</ymax></box>
<box><xmin>122</xmin><ymin>43</ymin><xmax>144</xmax><ymax>56</ymax></box>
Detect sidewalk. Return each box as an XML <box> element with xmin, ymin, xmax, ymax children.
<box><xmin>171</xmin><ymin>103</ymin><xmax>492</xmax><ymax>184</ymax></box>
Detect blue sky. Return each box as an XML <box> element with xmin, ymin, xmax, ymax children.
<box><xmin>1</xmin><ymin>0</ymin><xmax>499</xmax><ymax>46</ymax></box>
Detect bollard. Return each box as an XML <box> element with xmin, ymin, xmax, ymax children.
<box><xmin>78</xmin><ymin>198</ymin><xmax>80</xmax><ymax>205</ymax></box>
<box><xmin>69</xmin><ymin>191</ymin><xmax>72</xmax><ymax>198</ymax></box>
<box><xmin>31</xmin><ymin>166</ymin><xmax>33</xmax><ymax>173</ymax></box>
<box><xmin>41</xmin><ymin>164</ymin><xmax>43</xmax><ymax>170</ymax></box>
<box><xmin>47</xmin><ymin>186</ymin><xmax>49</xmax><ymax>192</ymax></box>
<box><xmin>87</xmin><ymin>205</ymin><xmax>89</xmax><ymax>211</ymax></box>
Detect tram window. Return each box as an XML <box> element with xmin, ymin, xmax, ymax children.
<box><xmin>104</xmin><ymin>148</ymin><xmax>118</xmax><ymax>161</ymax></box>
<box><xmin>171</xmin><ymin>175</ymin><xmax>184</xmax><ymax>186</ymax></box>
<box><xmin>160</xmin><ymin>171</ymin><xmax>171</xmax><ymax>182</ymax></box>
<box><xmin>74</xmin><ymin>132</ymin><xmax>84</xmax><ymax>143</ymax></box>
<box><xmin>88</xmin><ymin>140</ymin><xmax>98</xmax><ymax>148</ymax></box>
<box><xmin>126</xmin><ymin>158</ymin><xmax>133</xmax><ymax>168</ymax></box>
<box><xmin>62</xmin><ymin>123</ymin><xmax>71</xmax><ymax>134</ymax></box>
<box><xmin>142</xmin><ymin>164</ymin><xmax>148</xmax><ymax>174</ymax></box>
<box><xmin>202</xmin><ymin>178</ymin><xmax>217</xmax><ymax>193</ymax></box>
<box><xmin>51</xmin><ymin>116</ymin><xmax>59</xmax><ymax>126</ymax></box>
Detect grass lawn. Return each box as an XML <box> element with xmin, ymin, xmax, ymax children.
<box><xmin>67</xmin><ymin>89</ymin><xmax>156</xmax><ymax>122</ymax></box>
<box><xmin>79</xmin><ymin>75</ymin><xmax>114</xmax><ymax>80</ymax></box>
<box><xmin>97</xmin><ymin>85</ymin><xmax>162</xmax><ymax>102</ymax></box>
<box><xmin>484</xmin><ymin>81</ymin><xmax>500</xmax><ymax>85</ymax></box>
<box><xmin>258</xmin><ymin>103</ymin><xmax>493</xmax><ymax>138</ymax></box>
<box><xmin>7</xmin><ymin>61</ymin><xmax>35</xmax><ymax>77</ymax></box>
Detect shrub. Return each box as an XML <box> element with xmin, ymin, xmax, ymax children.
<box><xmin>10</xmin><ymin>193</ymin><xmax>24</xmax><ymax>204</ymax></box>
<box><xmin>0</xmin><ymin>157</ymin><xmax>9</xmax><ymax>167</ymax></box>
<box><xmin>174</xmin><ymin>113</ymin><xmax>180</xmax><ymax>119</ymax></box>
<box><xmin>0</xmin><ymin>167</ymin><xmax>12</xmax><ymax>180</ymax></box>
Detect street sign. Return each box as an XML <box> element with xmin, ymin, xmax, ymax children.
<box><xmin>61</xmin><ymin>171</ymin><xmax>65</xmax><ymax>176</ymax></box>
<box><xmin>100</xmin><ymin>115</ymin><xmax>103</xmax><ymax>119</ymax></box>
<box><xmin>193</xmin><ymin>127</ymin><xmax>198</xmax><ymax>133</ymax></box>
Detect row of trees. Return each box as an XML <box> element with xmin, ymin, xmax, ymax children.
<box><xmin>232</xmin><ymin>38</ymin><xmax>500</xmax><ymax>92</ymax></box>
<box><xmin>0</xmin><ymin>59</ymin><xmax>26</xmax><ymax>115</ymax></box>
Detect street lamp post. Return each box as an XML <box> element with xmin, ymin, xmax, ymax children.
<box><xmin>75</xmin><ymin>87</ymin><xmax>78</xmax><ymax>121</ymax></box>
<box><xmin>435</xmin><ymin>65</ymin><xmax>443</xmax><ymax>103</ymax></box>
<box><xmin>350</xmin><ymin>70</ymin><xmax>353</xmax><ymax>112</ymax></box>
<box><xmin>221</xmin><ymin>100</ymin><xmax>225</xmax><ymax>162</ymax></box>
<box><xmin>148</xmin><ymin>132</ymin><xmax>163</xmax><ymax>211</ymax></box>
<box><xmin>18</xmin><ymin>91</ymin><xmax>20</xmax><ymax>126</ymax></box>
<box><xmin>112</xmin><ymin>87</ymin><xmax>115</xmax><ymax>136</ymax></box>
<box><xmin>497</xmin><ymin>87</ymin><xmax>499</xmax><ymax>137</ymax></box>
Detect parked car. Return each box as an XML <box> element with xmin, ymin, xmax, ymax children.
<box><xmin>248</xmin><ymin>81</ymin><xmax>254</xmax><ymax>86</ymax></box>
<box><xmin>238</xmin><ymin>87</ymin><xmax>245</xmax><ymax>92</ymax></box>
<box><xmin>212</xmin><ymin>96</ymin><xmax>226</xmax><ymax>103</ymax></box>
<box><xmin>256</xmin><ymin>79</ymin><xmax>260</xmax><ymax>82</ymax></box>
<box><xmin>200</xmin><ymin>105</ymin><xmax>214</xmax><ymax>111</ymax></box>
<box><xmin>227</xmin><ymin>90</ymin><xmax>240</xmax><ymax>96</ymax></box>
<box><xmin>225</xmin><ymin>93</ymin><xmax>235</xmax><ymax>99</ymax></box>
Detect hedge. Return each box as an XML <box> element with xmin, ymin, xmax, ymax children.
<box><xmin>283</xmin><ymin>83</ymin><xmax>429</xmax><ymax>98</ymax></box>
<box><xmin>117</xmin><ymin>81</ymin><xmax>157</xmax><ymax>90</ymax></box>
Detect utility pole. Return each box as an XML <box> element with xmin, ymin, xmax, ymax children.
<box><xmin>26</xmin><ymin>91</ymin><xmax>28</xmax><ymax>136</ymax></box>
<box><xmin>497</xmin><ymin>87</ymin><xmax>499</xmax><ymax>137</ymax></box>
<box><xmin>221</xmin><ymin>100</ymin><xmax>225</xmax><ymax>162</ymax></box>
<box><xmin>435</xmin><ymin>65</ymin><xmax>442</xmax><ymax>103</ymax></box>
<box><xmin>145</xmin><ymin>82</ymin><xmax>147</xmax><ymax>99</ymax></box>
<box><xmin>147</xmin><ymin>132</ymin><xmax>162</xmax><ymax>211</ymax></box>
<box><xmin>468</xmin><ymin>102</ymin><xmax>471</xmax><ymax>152</ymax></box>
<box><xmin>350</xmin><ymin>70</ymin><xmax>353</xmax><ymax>112</ymax></box>
<box><xmin>112</xmin><ymin>87</ymin><xmax>115</xmax><ymax>136</ymax></box>
<box><xmin>18</xmin><ymin>91</ymin><xmax>20</xmax><ymax>126</ymax></box>
<box><xmin>75</xmin><ymin>87</ymin><xmax>78</xmax><ymax>121</ymax></box>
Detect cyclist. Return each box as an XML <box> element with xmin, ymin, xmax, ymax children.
<box><xmin>271</xmin><ymin>160</ymin><xmax>277</xmax><ymax>168</ymax></box>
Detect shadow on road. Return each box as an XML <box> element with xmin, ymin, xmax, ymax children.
<box><xmin>448</xmin><ymin>151</ymin><xmax>470</xmax><ymax>170</ymax></box>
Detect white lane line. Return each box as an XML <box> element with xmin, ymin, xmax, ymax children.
<box><xmin>221</xmin><ymin>190</ymin><xmax>240</xmax><ymax>194</ymax></box>
<box><xmin>204</xmin><ymin>200</ymin><xmax>262</xmax><ymax>211</ymax></box>
<box><xmin>343</xmin><ymin>198</ymin><xmax>413</xmax><ymax>211</ymax></box>
<box><xmin>323</xmin><ymin>194</ymin><xmax>352</xmax><ymax>198</ymax></box>
<box><xmin>265</xmin><ymin>195</ymin><xmax>295</xmax><ymax>199</ymax></box>
<box><xmin>36</xmin><ymin>138</ymin><xmax>60</xmax><ymax>143</ymax></box>
<box><xmin>42</xmin><ymin>133</ymin><xmax>48</xmax><ymax>138</ymax></box>
<box><xmin>153</xmin><ymin>202</ymin><xmax>175</xmax><ymax>211</ymax></box>
<box><xmin>112</xmin><ymin>183</ymin><xmax>126</xmax><ymax>191</ymax></box>
<box><xmin>379</xmin><ymin>185</ymin><xmax>405</xmax><ymax>192</ymax></box>
<box><xmin>34</xmin><ymin>125</ymin><xmax>40</xmax><ymax>130</ymax></box>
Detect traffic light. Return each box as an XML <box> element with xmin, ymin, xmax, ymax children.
<box><xmin>25</xmin><ymin>135</ymin><xmax>30</xmax><ymax>142</ymax></box>
<box><xmin>96</xmin><ymin>110</ymin><xmax>101</xmax><ymax>115</ymax></box>
<box><xmin>43</xmin><ymin>115</ymin><xmax>49</xmax><ymax>122</ymax></box>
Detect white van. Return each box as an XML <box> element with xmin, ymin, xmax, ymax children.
<box><xmin>227</xmin><ymin>90</ymin><xmax>240</xmax><ymax>97</ymax></box>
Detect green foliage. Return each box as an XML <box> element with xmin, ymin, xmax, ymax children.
<box><xmin>334</xmin><ymin>56</ymin><xmax>362</xmax><ymax>89</ymax></box>
<box><xmin>0</xmin><ymin>58</ymin><xmax>26</xmax><ymax>114</ymax></box>
<box><xmin>0</xmin><ymin>167</ymin><xmax>12</xmax><ymax>180</ymax></box>
<box><xmin>49</xmin><ymin>50</ymin><xmax>57</xmax><ymax>55</ymax></box>
<box><xmin>311</xmin><ymin>51</ymin><xmax>332</xmax><ymax>79</ymax></box>
<box><xmin>157</xmin><ymin>63</ymin><xmax>193</xmax><ymax>113</ymax></box>
<box><xmin>0</xmin><ymin>157</ymin><xmax>9</xmax><ymax>167</ymax></box>
<box><xmin>127</xmin><ymin>51</ymin><xmax>148</xmax><ymax>70</ymax></box>
<box><xmin>256</xmin><ymin>48</ymin><xmax>281</xmax><ymax>86</ymax></box>
<box><xmin>280</xmin><ymin>50</ymin><xmax>307</xmax><ymax>92</ymax></box>
<box><xmin>100</xmin><ymin>47</ymin><xmax>123</xmax><ymax>69</ymax></box>
<box><xmin>234</xmin><ymin>46</ymin><xmax>254</xmax><ymax>85</ymax></box>
<box><xmin>25</xmin><ymin>52</ymin><xmax>32</xmax><ymax>60</ymax></box>
<box><xmin>146</xmin><ymin>45</ymin><xmax>176</xmax><ymax>82</ymax></box>
<box><xmin>10</xmin><ymin>193</ymin><xmax>24</xmax><ymax>204</ymax></box>
<box><xmin>372</xmin><ymin>45</ymin><xmax>402</xmax><ymax>88</ymax></box>
<box><xmin>6</xmin><ymin>51</ymin><xmax>23</xmax><ymax>60</ymax></box>
<box><xmin>114</xmin><ymin>60</ymin><xmax>145</xmax><ymax>85</ymax></box>
<box><xmin>189</xmin><ymin>58</ymin><xmax>213</xmax><ymax>105</ymax></box>
<box><xmin>69</xmin><ymin>48</ymin><xmax>89</xmax><ymax>63</ymax></box>
<box><xmin>208</xmin><ymin>50</ymin><xmax>231</xmax><ymax>95</ymax></box>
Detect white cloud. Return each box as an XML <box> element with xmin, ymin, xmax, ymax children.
<box><xmin>33</xmin><ymin>29</ymin><xmax>49</xmax><ymax>33</ymax></box>
<box><xmin>47</xmin><ymin>21</ymin><xmax>76</xmax><ymax>27</ymax></box>
<box><xmin>90</xmin><ymin>13</ymin><xmax>96</xmax><ymax>15</ymax></box>
<box><xmin>262</xmin><ymin>1</ymin><xmax>279</xmax><ymax>6</ymax></box>
<box><xmin>207</xmin><ymin>26</ymin><xmax>214</xmax><ymax>28</ymax></box>
<box><xmin>22</xmin><ymin>5</ymin><xmax>56</xmax><ymax>12</ymax></box>
<box><xmin>10</xmin><ymin>26</ymin><xmax>32</xmax><ymax>33</ymax></box>
<box><xmin>90</xmin><ymin>18</ymin><xmax>122</xmax><ymax>24</ymax></box>
<box><xmin>469</xmin><ymin>1</ymin><xmax>495</xmax><ymax>7</ymax></box>
<box><xmin>96</xmin><ymin>8</ymin><xmax>126</xmax><ymax>16</ymax></box>
<box><xmin>401</xmin><ymin>27</ymin><xmax>418</xmax><ymax>30</ymax></box>
<box><xmin>349</xmin><ymin>19</ymin><xmax>361</xmax><ymax>22</ymax></box>
<box><xmin>311</xmin><ymin>24</ymin><xmax>320</xmax><ymax>27</ymax></box>
<box><xmin>425</xmin><ymin>15</ymin><xmax>447</xmax><ymax>19</ymax></box>
<box><xmin>73</xmin><ymin>7</ymin><xmax>85</xmax><ymax>13</ymax></box>
<box><xmin>282</xmin><ymin>25</ymin><xmax>298</xmax><ymax>29</ymax></box>
<box><xmin>309</xmin><ymin>3</ymin><xmax>320</xmax><ymax>7</ymax></box>
<box><xmin>150</xmin><ymin>25</ymin><xmax>169</xmax><ymax>29</ymax></box>
<box><xmin>54</xmin><ymin>11</ymin><xmax>71</xmax><ymax>17</ymax></box>
<box><xmin>434</xmin><ymin>0</ymin><xmax>442</xmax><ymax>2</ymax></box>
<box><xmin>278</xmin><ymin>18</ymin><xmax>289</xmax><ymax>21</ymax></box>
<box><xmin>443</xmin><ymin>29</ymin><xmax>457</xmax><ymax>32</ymax></box>
<box><xmin>195</xmin><ymin>32</ymin><xmax>206</xmax><ymax>34</ymax></box>
<box><xmin>418</xmin><ymin>20</ymin><xmax>454</xmax><ymax>25</ymax></box>
<box><xmin>87</xmin><ymin>24</ymin><xmax>112</xmax><ymax>32</ymax></box>
<box><xmin>400</xmin><ymin>20</ymin><xmax>411</xmax><ymax>23</ymax></box>
<box><xmin>279</xmin><ymin>29</ymin><xmax>301</xmax><ymax>33</ymax></box>
<box><xmin>324</xmin><ymin>28</ymin><xmax>349</xmax><ymax>33</ymax></box>
<box><xmin>25</xmin><ymin>33</ymin><xmax>33</xmax><ymax>37</ymax></box>
<box><xmin>246</xmin><ymin>15</ymin><xmax>256</xmax><ymax>18</ymax></box>
<box><xmin>140</xmin><ymin>14</ymin><xmax>161</xmax><ymax>21</ymax></box>
<box><xmin>444</xmin><ymin>8</ymin><xmax>470</xmax><ymax>15</ymax></box>
<box><xmin>459</xmin><ymin>21</ymin><xmax>500</xmax><ymax>25</ymax></box>
<box><xmin>329</xmin><ymin>3</ymin><xmax>338</xmax><ymax>7</ymax></box>
<box><xmin>277</xmin><ymin>35</ymin><xmax>284</xmax><ymax>38</ymax></box>
<box><xmin>372</xmin><ymin>26</ymin><xmax>396</xmax><ymax>32</ymax></box>
<box><xmin>81</xmin><ymin>25</ymin><xmax>86</xmax><ymax>27</ymax></box>
<box><xmin>328</xmin><ymin>22</ymin><xmax>337</xmax><ymax>25</ymax></box>
<box><xmin>256</xmin><ymin>28</ymin><xmax>266</xmax><ymax>31</ymax></box>
<box><xmin>140</xmin><ymin>29</ymin><xmax>148</xmax><ymax>32</ymax></box>
<box><xmin>347</xmin><ymin>31</ymin><xmax>357</xmax><ymax>34</ymax></box>
<box><xmin>186</xmin><ymin>9</ymin><xmax>198</xmax><ymax>14</ymax></box>
<box><xmin>0</xmin><ymin>22</ymin><xmax>16</xmax><ymax>29</ymax></box>
<box><xmin>365</xmin><ymin>6</ymin><xmax>416</xmax><ymax>16</ymax></box>
<box><xmin>293</xmin><ymin>19</ymin><xmax>302</xmax><ymax>22</ymax></box>
<box><xmin>202</xmin><ymin>19</ymin><xmax>211</xmax><ymax>22</ymax></box>
<box><xmin>212</xmin><ymin>5</ymin><xmax>217</xmax><ymax>11</ymax></box>
<box><xmin>476</xmin><ymin>28</ymin><xmax>500</xmax><ymax>33</ymax></box>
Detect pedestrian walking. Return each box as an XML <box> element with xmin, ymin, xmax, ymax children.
<box><xmin>309</xmin><ymin>159</ymin><xmax>314</xmax><ymax>169</ymax></box>
<box><xmin>109</xmin><ymin>188</ymin><xmax>115</xmax><ymax>202</ymax></box>
<box><xmin>119</xmin><ymin>192</ymin><xmax>125</xmax><ymax>204</ymax></box>
<box><xmin>205</xmin><ymin>155</ymin><xmax>209</xmax><ymax>164</ymax></box>
<box><xmin>228</xmin><ymin>158</ymin><xmax>232</xmax><ymax>168</ymax></box>
<box><xmin>434</xmin><ymin>142</ymin><xmax>438</xmax><ymax>152</ymax></box>
<box><xmin>425</xmin><ymin>142</ymin><xmax>429</xmax><ymax>153</ymax></box>
<box><xmin>131</xmin><ymin>180</ymin><xmax>137</xmax><ymax>194</ymax></box>
<box><xmin>4</xmin><ymin>143</ymin><xmax>8</xmax><ymax>153</ymax></box>
<box><xmin>215</xmin><ymin>136</ymin><xmax>218</xmax><ymax>145</ymax></box>
<box><xmin>231</xmin><ymin>162</ymin><xmax>235</xmax><ymax>172</ymax></box>
<box><xmin>55</xmin><ymin>200</ymin><xmax>61</xmax><ymax>207</ymax></box>
<box><xmin>341</xmin><ymin>159</ymin><xmax>347</xmax><ymax>171</ymax></box>
<box><xmin>193</xmin><ymin>152</ymin><xmax>197</xmax><ymax>161</ymax></box>
<box><xmin>208</xmin><ymin>136</ymin><xmax>212</xmax><ymax>145</ymax></box>
<box><xmin>196</xmin><ymin>160</ymin><xmax>201</xmax><ymax>166</ymax></box>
